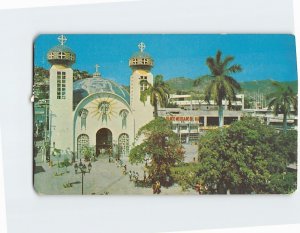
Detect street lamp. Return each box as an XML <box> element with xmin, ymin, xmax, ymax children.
<box><xmin>74</xmin><ymin>160</ymin><xmax>92</xmax><ymax>195</ymax></box>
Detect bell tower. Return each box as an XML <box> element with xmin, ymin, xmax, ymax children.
<box><xmin>129</xmin><ymin>42</ymin><xmax>154</xmax><ymax>133</ymax></box>
<box><xmin>47</xmin><ymin>35</ymin><xmax>76</xmax><ymax>152</ymax></box>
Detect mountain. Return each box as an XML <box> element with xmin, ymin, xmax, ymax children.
<box><xmin>166</xmin><ymin>77</ymin><xmax>195</xmax><ymax>92</ymax></box>
<box><xmin>166</xmin><ymin>76</ymin><xmax>298</xmax><ymax>96</ymax></box>
<box><xmin>240</xmin><ymin>80</ymin><xmax>297</xmax><ymax>96</ymax></box>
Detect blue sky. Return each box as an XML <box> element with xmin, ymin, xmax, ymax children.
<box><xmin>34</xmin><ymin>34</ymin><xmax>298</xmax><ymax>85</ymax></box>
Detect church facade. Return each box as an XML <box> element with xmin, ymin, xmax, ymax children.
<box><xmin>47</xmin><ymin>35</ymin><xmax>154</xmax><ymax>158</ymax></box>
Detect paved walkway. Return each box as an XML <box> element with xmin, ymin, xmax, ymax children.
<box><xmin>34</xmin><ymin>148</ymin><xmax>198</xmax><ymax>195</ymax></box>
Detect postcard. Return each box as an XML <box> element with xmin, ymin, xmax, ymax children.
<box><xmin>33</xmin><ymin>34</ymin><xmax>297</xmax><ymax>195</ymax></box>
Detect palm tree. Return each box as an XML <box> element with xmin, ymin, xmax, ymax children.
<box><xmin>194</xmin><ymin>50</ymin><xmax>242</xmax><ymax>127</ymax></box>
<box><xmin>140</xmin><ymin>75</ymin><xmax>170</xmax><ymax>118</ymax></box>
<box><xmin>267</xmin><ymin>82</ymin><xmax>297</xmax><ymax>132</ymax></box>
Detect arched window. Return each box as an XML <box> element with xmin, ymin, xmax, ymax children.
<box><xmin>79</xmin><ymin>108</ymin><xmax>88</xmax><ymax>130</ymax></box>
<box><xmin>118</xmin><ymin>133</ymin><xmax>129</xmax><ymax>157</ymax></box>
<box><xmin>77</xmin><ymin>134</ymin><xmax>89</xmax><ymax>158</ymax></box>
<box><xmin>119</xmin><ymin>109</ymin><xmax>129</xmax><ymax>129</ymax></box>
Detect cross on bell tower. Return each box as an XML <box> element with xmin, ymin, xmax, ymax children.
<box><xmin>58</xmin><ymin>35</ymin><xmax>67</xmax><ymax>45</ymax></box>
<box><xmin>138</xmin><ymin>42</ymin><xmax>146</xmax><ymax>52</ymax></box>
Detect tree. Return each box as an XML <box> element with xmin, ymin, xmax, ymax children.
<box><xmin>172</xmin><ymin>118</ymin><xmax>296</xmax><ymax>194</ymax></box>
<box><xmin>140</xmin><ymin>75</ymin><xmax>170</xmax><ymax>118</ymax></box>
<box><xmin>267</xmin><ymin>82</ymin><xmax>297</xmax><ymax>131</ymax></box>
<box><xmin>243</xmin><ymin>95</ymin><xmax>254</xmax><ymax>109</ymax></box>
<box><xmin>81</xmin><ymin>146</ymin><xmax>94</xmax><ymax>161</ymax></box>
<box><xmin>129</xmin><ymin>117</ymin><xmax>184</xmax><ymax>185</ymax></box>
<box><xmin>33</xmin><ymin>67</ymin><xmax>49</xmax><ymax>101</ymax></box>
<box><xmin>194</xmin><ymin>50</ymin><xmax>242</xmax><ymax>126</ymax></box>
<box><xmin>268</xmin><ymin>171</ymin><xmax>297</xmax><ymax>194</ymax></box>
<box><xmin>73</xmin><ymin>69</ymin><xmax>92</xmax><ymax>81</ymax></box>
<box><xmin>61</xmin><ymin>158</ymin><xmax>71</xmax><ymax>173</ymax></box>
<box><xmin>170</xmin><ymin>163</ymin><xmax>202</xmax><ymax>191</ymax></box>
<box><xmin>199</xmin><ymin>118</ymin><xmax>296</xmax><ymax>193</ymax></box>
<box><xmin>275</xmin><ymin>130</ymin><xmax>297</xmax><ymax>164</ymax></box>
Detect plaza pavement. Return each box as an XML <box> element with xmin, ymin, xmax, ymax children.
<box><xmin>34</xmin><ymin>144</ymin><xmax>198</xmax><ymax>195</ymax></box>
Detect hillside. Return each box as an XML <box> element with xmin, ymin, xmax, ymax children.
<box><xmin>166</xmin><ymin>76</ymin><xmax>298</xmax><ymax>96</ymax></box>
<box><xmin>166</xmin><ymin>77</ymin><xmax>195</xmax><ymax>93</ymax></box>
<box><xmin>240</xmin><ymin>80</ymin><xmax>297</xmax><ymax>96</ymax></box>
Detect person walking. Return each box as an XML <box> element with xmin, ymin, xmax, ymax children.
<box><xmin>129</xmin><ymin>171</ymin><xmax>132</xmax><ymax>181</ymax></box>
<box><xmin>156</xmin><ymin>181</ymin><xmax>161</xmax><ymax>194</ymax></box>
<box><xmin>122</xmin><ymin>165</ymin><xmax>127</xmax><ymax>175</ymax></box>
<box><xmin>143</xmin><ymin>171</ymin><xmax>147</xmax><ymax>183</ymax></box>
<box><xmin>152</xmin><ymin>182</ymin><xmax>157</xmax><ymax>194</ymax></box>
<box><xmin>135</xmin><ymin>172</ymin><xmax>139</xmax><ymax>182</ymax></box>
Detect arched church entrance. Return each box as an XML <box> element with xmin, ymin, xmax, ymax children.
<box><xmin>96</xmin><ymin>128</ymin><xmax>112</xmax><ymax>156</ymax></box>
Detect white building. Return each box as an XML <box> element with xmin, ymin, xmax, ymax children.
<box><xmin>47</xmin><ymin>36</ymin><xmax>154</xmax><ymax>158</ymax></box>
<box><xmin>158</xmin><ymin>108</ymin><xmax>243</xmax><ymax>143</ymax></box>
<box><xmin>169</xmin><ymin>94</ymin><xmax>245</xmax><ymax>111</ymax></box>
<box><xmin>243</xmin><ymin>109</ymin><xmax>298</xmax><ymax>130</ymax></box>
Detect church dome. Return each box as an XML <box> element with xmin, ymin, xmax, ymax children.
<box><xmin>129</xmin><ymin>42</ymin><xmax>154</xmax><ymax>71</ymax></box>
<box><xmin>73</xmin><ymin>77</ymin><xmax>130</xmax><ymax>108</ymax></box>
<box><xmin>130</xmin><ymin>51</ymin><xmax>152</xmax><ymax>60</ymax></box>
<box><xmin>47</xmin><ymin>35</ymin><xmax>76</xmax><ymax>67</ymax></box>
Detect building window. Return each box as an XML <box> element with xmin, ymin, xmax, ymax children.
<box><xmin>119</xmin><ymin>109</ymin><xmax>129</xmax><ymax>129</ymax></box>
<box><xmin>132</xmin><ymin>58</ymin><xmax>138</xmax><ymax>65</ymax></box>
<box><xmin>140</xmin><ymin>76</ymin><xmax>148</xmax><ymax>92</ymax></box>
<box><xmin>77</xmin><ymin>134</ymin><xmax>89</xmax><ymax>159</ymax></box>
<box><xmin>141</xmin><ymin>58</ymin><xmax>148</xmax><ymax>64</ymax></box>
<box><xmin>58</xmin><ymin>52</ymin><xmax>66</xmax><ymax>59</ymax></box>
<box><xmin>118</xmin><ymin>133</ymin><xmax>129</xmax><ymax>157</ymax></box>
<box><xmin>57</xmin><ymin>71</ymin><xmax>66</xmax><ymax>99</ymax></box>
<box><xmin>48</xmin><ymin>53</ymin><xmax>54</xmax><ymax>59</ymax></box>
<box><xmin>180</xmin><ymin>125</ymin><xmax>188</xmax><ymax>131</ymax></box>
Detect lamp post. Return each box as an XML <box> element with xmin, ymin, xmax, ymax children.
<box><xmin>74</xmin><ymin>161</ymin><xmax>92</xmax><ymax>195</ymax></box>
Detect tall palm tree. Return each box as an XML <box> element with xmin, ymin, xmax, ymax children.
<box><xmin>140</xmin><ymin>75</ymin><xmax>170</xmax><ymax>118</ymax></box>
<box><xmin>267</xmin><ymin>82</ymin><xmax>297</xmax><ymax>132</ymax></box>
<box><xmin>194</xmin><ymin>50</ymin><xmax>242</xmax><ymax>127</ymax></box>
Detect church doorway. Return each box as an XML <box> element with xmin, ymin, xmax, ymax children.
<box><xmin>96</xmin><ymin>128</ymin><xmax>112</xmax><ymax>156</ymax></box>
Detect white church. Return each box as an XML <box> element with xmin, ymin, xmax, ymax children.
<box><xmin>47</xmin><ymin>35</ymin><xmax>154</xmax><ymax>158</ymax></box>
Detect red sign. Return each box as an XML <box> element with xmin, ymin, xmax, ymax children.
<box><xmin>165</xmin><ymin>116</ymin><xmax>199</xmax><ymax>122</ymax></box>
